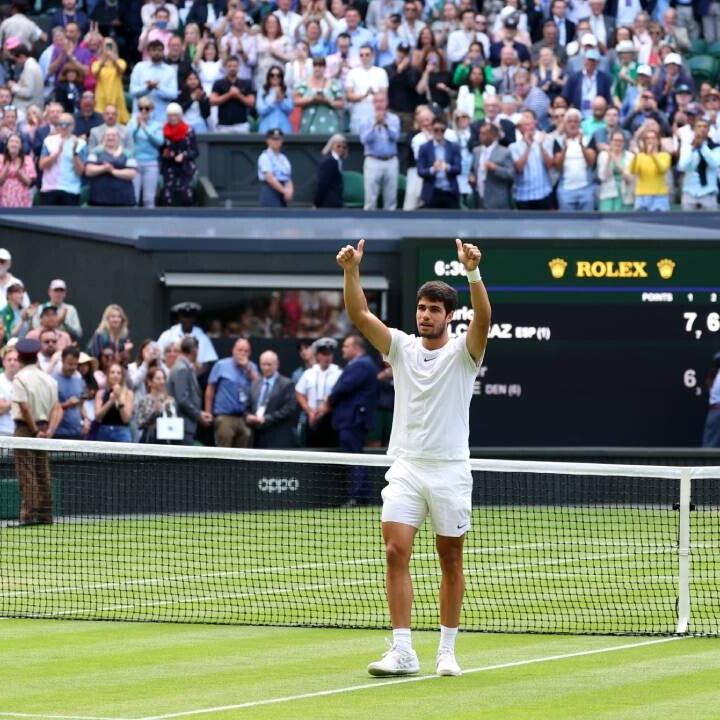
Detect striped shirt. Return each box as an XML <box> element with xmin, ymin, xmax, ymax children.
<box><xmin>509</xmin><ymin>133</ymin><xmax>553</xmax><ymax>201</ymax></box>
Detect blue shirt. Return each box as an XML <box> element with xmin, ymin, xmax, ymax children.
<box><xmin>128</xmin><ymin>61</ymin><xmax>179</xmax><ymax>123</ymax></box>
<box><xmin>359</xmin><ymin>112</ymin><xmax>400</xmax><ymax>157</ymax></box>
<box><xmin>208</xmin><ymin>357</ymin><xmax>258</xmax><ymax>415</ymax></box>
<box><xmin>258</xmin><ymin>149</ymin><xmax>292</xmax><ymax>182</ymax></box>
<box><xmin>256</xmin><ymin>89</ymin><xmax>294</xmax><ymax>134</ymax></box>
<box><xmin>53</xmin><ymin>371</ymin><xmax>84</xmax><ymax>438</ymax></box>
<box><xmin>127</xmin><ymin>118</ymin><xmax>164</xmax><ymax>163</ymax></box>
<box><xmin>433</xmin><ymin>141</ymin><xmax>450</xmax><ymax>190</ymax></box>
<box><xmin>509</xmin><ymin>134</ymin><xmax>553</xmax><ymax>202</ymax></box>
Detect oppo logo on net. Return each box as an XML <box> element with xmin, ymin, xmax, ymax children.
<box><xmin>257</xmin><ymin>477</ymin><xmax>300</xmax><ymax>494</ymax></box>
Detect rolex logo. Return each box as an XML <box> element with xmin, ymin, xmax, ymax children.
<box><xmin>657</xmin><ymin>258</ymin><xmax>676</xmax><ymax>280</ymax></box>
<box><xmin>548</xmin><ymin>258</ymin><xmax>568</xmax><ymax>279</ymax></box>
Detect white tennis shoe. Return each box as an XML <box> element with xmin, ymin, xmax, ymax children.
<box><xmin>436</xmin><ymin>649</ymin><xmax>462</xmax><ymax>676</ymax></box>
<box><xmin>367</xmin><ymin>645</ymin><xmax>420</xmax><ymax>676</ymax></box>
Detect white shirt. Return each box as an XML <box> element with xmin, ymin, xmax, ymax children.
<box><xmin>559</xmin><ymin>135</ymin><xmax>590</xmax><ymax>190</ymax></box>
<box><xmin>0</xmin><ymin>373</ymin><xmax>14</xmax><ymax>435</ymax></box>
<box><xmin>345</xmin><ymin>65</ymin><xmax>388</xmax><ymax>127</ymax></box>
<box><xmin>156</xmin><ymin>324</ymin><xmax>219</xmax><ymax>364</ymax></box>
<box><xmin>273</xmin><ymin>9</ymin><xmax>302</xmax><ymax>39</ymax></box>
<box><xmin>295</xmin><ymin>363</ymin><xmax>342</xmax><ymax>409</ymax></box>
<box><xmin>384</xmin><ymin>328</ymin><xmax>481</xmax><ymax>461</ymax></box>
<box><xmin>0</xmin><ymin>272</ymin><xmax>30</xmax><ymax>308</ymax></box>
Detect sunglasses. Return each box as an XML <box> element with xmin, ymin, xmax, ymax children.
<box><xmin>2</xmin><ymin>104</ymin><xmax>16</xmax><ymax>111</ymax></box>
<box><xmin>57</xmin><ymin>121</ymin><xmax>72</xmax><ymax>128</ymax></box>
<box><xmin>139</xmin><ymin>106</ymin><xmax>151</xmax><ymax>111</ymax></box>
<box><xmin>269</xmin><ymin>72</ymin><xmax>282</xmax><ymax>77</ymax></box>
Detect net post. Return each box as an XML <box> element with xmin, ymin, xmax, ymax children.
<box><xmin>676</xmin><ymin>469</ymin><xmax>691</xmax><ymax>635</ymax></box>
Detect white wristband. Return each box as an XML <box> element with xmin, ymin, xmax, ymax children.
<box><xmin>466</xmin><ymin>267</ymin><xmax>482</xmax><ymax>284</ymax></box>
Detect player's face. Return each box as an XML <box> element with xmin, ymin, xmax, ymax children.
<box><xmin>416</xmin><ymin>297</ymin><xmax>451</xmax><ymax>339</ymax></box>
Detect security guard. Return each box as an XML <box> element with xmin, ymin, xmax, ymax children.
<box><xmin>258</xmin><ymin>128</ymin><xmax>294</xmax><ymax>207</ymax></box>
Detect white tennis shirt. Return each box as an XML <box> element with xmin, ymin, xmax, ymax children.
<box><xmin>384</xmin><ymin>328</ymin><xmax>482</xmax><ymax>462</ymax></box>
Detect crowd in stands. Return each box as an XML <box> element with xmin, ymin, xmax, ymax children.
<box><xmin>0</xmin><ymin>0</ymin><xmax>717</xmax><ymax>208</ymax></box>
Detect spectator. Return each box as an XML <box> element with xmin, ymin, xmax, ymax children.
<box><xmin>553</xmin><ymin>108</ymin><xmax>597</xmax><ymax>211</ymax></box>
<box><xmin>611</xmin><ymin>40</ymin><xmax>638</xmax><ymax>107</ymax></box>
<box><xmin>48</xmin><ymin>21</ymin><xmax>92</xmax><ymax>81</ymax></box>
<box><xmin>141</xmin><ymin>0</ymin><xmax>180</xmax><ymax>32</ymax></box>
<box><xmin>325</xmin><ymin>32</ymin><xmax>359</xmax><ymax>86</ymax></box>
<box><xmin>0</xmin><ymin>345</ymin><xmax>18</xmax><ymax>436</ymax></box>
<box><xmin>166</xmin><ymin>35</ymin><xmax>197</xmax><ymax>87</ymax></box>
<box><xmin>50</xmin><ymin>0</ymin><xmax>89</xmax><ymax>36</ymax></box>
<box><xmin>128</xmin><ymin>96</ymin><xmax>163</xmax><ymax>208</ymax></box>
<box><xmin>177</xmin><ymin>71</ymin><xmax>211</xmax><ymax>133</ymax></box>
<box><xmin>37</xmin><ymin>329</ymin><xmax>63</xmax><ymax>374</ymax></box>
<box><xmin>31</xmin><ymin>279</ymin><xmax>82</xmax><ymax>341</ymax></box>
<box><xmin>274</xmin><ymin>0</ymin><xmax>303</xmax><ymax>40</ymax></box>
<box><xmin>27</xmin><ymin>305</ymin><xmax>72</xmax><ymax>348</ymax></box>
<box><xmin>533</xmin><ymin>47</ymin><xmax>565</xmax><ymax>104</ymax></box>
<box><xmin>446</xmin><ymin>9</ymin><xmax>481</xmax><ymax>65</ymax></box>
<box><xmin>314</xmin><ymin>133</ymin><xmax>347</xmax><ymax>208</ymax></box>
<box><xmin>0</xmin><ymin>133</ymin><xmax>35</xmax><ymax>208</ymax></box>
<box><xmin>492</xmin><ymin>45</ymin><xmax>520</xmax><ymax>95</ymax></box>
<box><xmin>515</xmin><ymin>67</ymin><xmax>549</xmax><ymax>130</ymax></box>
<box><xmin>77</xmin><ymin>352</ymin><xmax>100</xmax><ymax>432</ymax></box>
<box><xmin>255</xmin><ymin>14</ymin><xmax>293</xmax><ymax>91</ymax></box>
<box><xmin>0</xmin><ymin>2</ymin><xmax>46</xmax><ymax>49</ymax></box>
<box><xmin>88</xmin><ymin>104</ymin><xmax>135</xmax><ymax>152</ymax></box>
<box><xmin>360</xmin><ymin>92</ymin><xmax>400</xmax><ymax>210</ymax></box>
<box><xmin>210</xmin><ymin>55</ymin><xmax>256</xmax><ymax>132</ymax></box>
<box><xmin>566</xmin><ymin>32</ymin><xmax>611</xmax><ymax>76</ymax></box>
<box><xmin>0</xmin><ymin>250</ymin><xmax>30</xmax><ymax>309</ymax></box>
<box><xmin>304</xmin><ymin>20</ymin><xmax>329</xmax><ymax>59</ymax></box>
<box><xmin>563</xmin><ymin>49</ymin><xmax>612</xmax><ymax>119</ymax></box>
<box><xmin>129</xmin><ymin>39</ymin><xmax>179</xmax><ymax>123</ymax></box>
<box><xmin>620</xmin><ymin>63</ymin><xmax>653</xmax><ymax>123</ymax></box>
<box><xmin>431</xmin><ymin>3</ymin><xmax>464</xmax><ymax>51</ymax></box>
<box><xmin>335</xmin><ymin>6</ymin><xmax>375</xmax><ymax>53</ymax></box>
<box><xmin>157</xmin><ymin>302</ymin><xmax>218</xmax><ymax>366</ymax></box>
<box><xmin>95</xmin><ymin>362</ymin><xmax>134</xmax><ymax>443</ymax></box>
<box><xmin>160</xmin><ymin>102</ymin><xmax>198</xmax><ymax>207</ymax></box>
<box><xmin>258</xmin><ymin>127</ymin><xmax>294</xmax><ymax>207</ymax></box>
<box><xmin>654</xmin><ymin>53</ymin><xmax>693</xmax><ymax>117</ymax></box>
<box><xmin>136</xmin><ymin>367</ymin><xmax>178</xmax><ymax>443</ymax></box>
<box><xmin>38</xmin><ymin>112</ymin><xmax>87</xmax><ymax>206</ymax></box>
<box><xmin>629</xmin><ymin>124</ymin><xmax>671</xmax><ymax>212</ymax></box>
<box><xmin>204</xmin><ymin>337</ymin><xmax>258</xmax><ymax>448</ymax></box>
<box><xmin>91</xmin><ymin>37</ymin><xmax>129</xmax><ymax>124</ymax></box>
<box><xmin>451</xmin><ymin>44</ymin><xmax>494</xmax><ymax>96</ymax></box>
<box><xmin>127</xmin><ymin>339</ymin><xmax>162</xmax><ymax>404</ymax></box>
<box><xmin>398</xmin><ymin>0</ymin><xmax>426</xmax><ymax>47</ymax></box>
<box><xmin>623</xmin><ymin>88</ymin><xmax>671</xmax><ymax>134</ymax></box>
<box><xmin>195</xmin><ymin>36</ymin><xmax>224</xmax><ymax>103</ymax></box>
<box><xmin>471</xmin><ymin>120</ymin><xmax>514</xmax><ymax>209</ymax></box>
<box><xmin>416</xmin><ymin>50</ymin><xmax>453</xmax><ymax>117</ymax></box>
<box><xmin>1</xmin><ymin>281</ymin><xmax>31</xmax><ymax>342</ymax></box>
<box><xmin>366</xmin><ymin>0</ymin><xmax>404</xmax><ymax>33</ymax></box>
<box><xmin>167</xmin><ymin>335</ymin><xmax>213</xmax><ymax>444</ymax></box>
<box><xmin>246</xmin><ymin>350</ymin><xmax>297</xmax><ymax>449</ymax></box>
<box><xmin>597</xmin><ymin>130</ymin><xmax>635</xmax><ymax>211</ymax></box>
<box><xmin>531</xmin><ymin>20</ymin><xmax>566</xmax><ymax>66</ymax></box>
<box><xmin>0</xmin><ymin>107</ymin><xmax>32</xmax><ymax>156</ymax></box>
<box><xmin>53</xmin><ymin>346</ymin><xmax>89</xmax><ymax>440</ymax></box>
<box><xmin>491</xmin><ymin>3</ymin><xmax>530</xmax><ymax>41</ymax></box>
<box><xmin>54</xmin><ymin>61</ymin><xmax>85</xmax><ymax>113</ymax></box>
<box><xmin>581</xmin><ymin>96</ymin><xmax>608</xmax><ymax>138</ymax></box>
<box><xmin>489</xmin><ymin>15</ymin><xmax>531</xmax><ymax>67</ymax></box>
<box><xmin>678</xmin><ymin>117</ymin><xmax>720</xmax><ymax>211</ymax></box>
<box><xmin>411</xmin><ymin>26</ymin><xmax>443</xmax><ymax>72</ymax></box>
<box><xmin>87</xmin><ymin>304</ymin><xmax>131</xmax><ymax>362</ymax></box>
<box><xmin>81</xmin><ymin>31</ymin><xmax>103</xmax><ymax>93</ymax></box>
<box><xmin>475</xmin><ymin>92</ymin><xmax>516</xmax><ymax>147</ymax></box>
<box><xmin>257</xmin><ymin>65</ymin><xmax>294</xmax><ymax>134</ymax></box>
<box><xmin>384</xmin><ymin>41</ymin><xmax>420</xmax><ymax>132</ymax></box>
<box><xmin>417</xmin><ymin>115</ymin><xmax>461</xmax><ymax>208</ymax></box>
<box><xmin>510</xmin><ymin>108</ymin><xmax>554</xmax><ymax>209</ymax></box>
<box><xmin>8</xmin><ymin>44</ymin><xmax>44</xmax><ymax>114</ymax></box>
<box><xmin>138</xmin><ymin>6</ymin><xmax>174</xmax><ymax>61</ymax></box>
<box><xmin>163</xmin><ymin>341</ymin><xmax>181</xmax><ymax>370</ymax></box>
<box><xmin>446</xmin><ymin>108</ymin><xmax>473</xmax><ymax>205</ymax></box>
<box><xmin>295</xmin><ymin>57</ymin><xmax>344</xmax><ymax>134</ymax></box>
<box><xmin>84</xmin><ymin>126</ymin><xmax>138</xmax><ymax>207</ymax></box>
<box><xmin>592</xmin><ymin>105</ymin><xmax>628</xmax><ymax>150</ymax></box>
<box><xmin>403</xmin><ymin>104</ymin><xmax>434</xmax><ymax>209</ymax></box>
<box><xmin>74</xmin><ymin>91</ymin><xmax>103</xmax><ymax>139</ymax></box>
<box><xmin>20</xmin><ymin>104</ymin><xmax>42</xmax><ymax>144</ymax></box>
<box><xmin>218</xmin><ymin>9</ymin><xmax>257</xmax><ymax>80</ymax></box>
<box><xmin>346</xmin><ymin>45</ymin><xmax>389</xmax><ymax>134</ymax></box>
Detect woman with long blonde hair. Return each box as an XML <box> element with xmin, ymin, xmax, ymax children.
<box><xmin>629</xmin><ymin>123</ymin><xmax>671</xmax><ymax>211</ymax></box>
<box><xmin>87</xmin><ymin>304</ymin><xmax>132</xmax><ymax>362</ymax></box>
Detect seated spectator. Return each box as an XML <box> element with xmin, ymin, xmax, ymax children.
<box><xmin>456</xmin><ymin>64</ymin><xmax>493</xmax><ymax>124</ymax></box>
<box><xmin>177</xmin><ymin>71</ymin><xmax>211</xmax><ymax>133</ymax></box>
<box><xmin>510</xmin><ymin>108</ymin><xmax>554</xmax><ymax>209</ymax></box>
<box><xmin>128</xmin><ymin>96</ymin><xmax>163</xmax><ymax>208</ymax></box>
<box><xmin>7</xmin><ymin>43</ymin><xmax>44</xmax><ymax>114</ymax></box>
<box><xmin>50</xmin><ymin>0</ymin><xmax>89</xmax><ymax>36</ymax></box>
<box><xmin>677</xmin><ymin>117</ymin><xmax>720</xmax><ymax>212</ymax></box>
<box><xmin>563</xmin><ymin>49</ymin><xmax>612</xmax><ymax>120</ymax></box>
<box><xmin>0</xmin><ymin>345</ymin><xmax>18</xmax><ymax>436</ymax></box>
<box><xmin>360</xmin><ymin>93</ymin><xmax>400</xmax><ymax>210</ymax></box>
<box><xmin>597</xmin><ymin>130</ymin><xmax>635</xmax><ymax>211</ymax></box>
<box><xmin>38</xmin><ymin>112</ymin><xmax>87</xmax><ymax>206</ymax></box>
<box><xmin>257</xmin><ymin>65</ymin><xmax>294</xmax><ymax>134</ymax></box>
<box><xmin>91</xmin><ymin>37</ymin><xmax>129</xmax><ymax>124</ymax></box>
<box><xmin>553</xmin><ymin>108</ymin><xmax>597</xmax><ymax>211</ymax></box>
<box><xmin>0</xmin><ymin>133</ymin><xmax>35</xmax><ymax>208</ymax></box>
<box><xmin>129</xmin><ymin>39</ymin><xmax>179</xmax><ymax>124</ymax></box>
<box><xmin>53</xmin><ymin>61</ymin><xmax>84</xmax><ymax>114</ymax></box>
<box><xmin>258</xmin><ymin>127</ymin><xmax>293</xmax><ymax>207</ymax></box>
<box><xmin>74</xmin><ymin>91</ymin><xmax>103</xmax><ymax>139</ymax></box>
<box><xmin>470</xmin><ymin>121</ymin><xmax>514</xmax><ymax>210</ymax></box>
<box><xmin>87</xmin><ymin>304</ymin><xmax>132</xmax><ymax>362</ymax></box>
<box><xmin>26</xmin><ymin>306</ymin><xmax>72</xmax><ymax>349</ymax></box>
<box><xmin>31</xmin><ymin>278</ymin><xmax>82</xmax><ymax>341</ymax></box>
<box><xmin>417</xmin><ymin>115</ymin><xmax>461</xmax><ymax>208</ymax></box>
<box><xmin>416</xmin><ymin>50</ymin><xmax>453</xmax><ymax>118</ymax></box>
<box><xmin>314</xmin><ymin>133</ymin><xmax>347</xmax><ymax>208</ymax></box>
<box><xmin>85</xmin><ymin>127</ymin><xmax>138</xmax><ymax>207</ymax></box>
<box><xmin>294</xmin><ymin>57</ymin><xmax>344</xmax><ymax>134</ymax></box>
<box><xmin>629</xmin><ymin>125</ymin><xmax>671</xmax><ymax>212</ymax></box>
<box><xmin>210</xmin><ymin>55</ymin><xmax>256</xmax><ymax>133</ymax></box>
<box><xmin>533</xmin><ymin>47</ymin><xmax>564</xmax><ymax>103</ymax></box>
<box><xmin>136</xmin><ymin>367</ymin><xmax>177</xmax><ymax>443</ymax></box>
<box><xmin>95</xmin><ymin>362</ymin><xmax>134</xmax><ymax>443</ymax></box>
<box><xmin>160</xmin><ymin>104</ymin><xmax>198</xmax><ymax>207</ymax></box>
<box><xmin>88</xmin><ymin>104</ymin><xmax>134</xmax><ymax>152</ymax></box>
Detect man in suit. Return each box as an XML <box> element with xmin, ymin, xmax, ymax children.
<box><xmin>246</xmin><ymin>350</ymin><xmax>297</xmax><ymax>449</ymax></box>
<box><xmin>88</xmin><ymin>104</ymin><xmax>135</xmax><ymax>152</ymax></box>
<box><xmin>549</xmin><ymin>0</ymin><xmax>575</xmax><ymax>46</ymax></box>
<box><xmin>588</xmin><ymin>0</ymin><xmax>614</xmax><ymax>53</ymax></box>
<box><xmin>416</xmin><ymin>116</ymin><xmax>462</xmax><ymax>209</ymax></box>
<box><xmin>471</xmin><ymin>122</ymin><xmax>514</xmax><ymax>209</ymax></box>
<box><xmin>469</xmin><ymin>94</ymin><xmax>516</xmax><ymax>150</ymax></box>
<box><xmin>326</xmin><ymin>334</ymin><xmax>378</xmax><ymax>506</ymax></box>
<box><xmin>314</xmin><ymin>134</ymin><xmax>348</xmax><ymax>208</ymax></box>
<box><xmin>167</xmin><ymin>336</ymin><xmax>212</xmax><ymax>445</ymax></box>
<box><xmin>563</xmin><ymin>49</ymin><xmax>612</xmax><ymax>118</ymax></box>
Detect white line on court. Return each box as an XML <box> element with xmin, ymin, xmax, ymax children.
<box><xmin>138</xmin><ymin>636</ymin><xmax>685</xmax><ymax>720</ymax></box>
<box><xmin>0</xmin><ymin>713</ymin><xmax>133</xmax><ymax>720</ymax></box>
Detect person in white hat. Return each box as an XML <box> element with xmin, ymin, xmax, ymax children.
<box><xmin>653</xmin><ymin>52</ymin><xmax>694</xmax><ymax>116</ymax></box>
<box><xmin>611</xmin><ymin>40</ymin><xmax>638</xmax><ymax>106</ymax></box>
<box><xmin>30</xmin><ymin>278</ymin><xmax>82</xmax><ymax>341</ymax></box>
<box><xmin>0</xmin><ymin>248</ymin><xmax>30</xmax><ymax>309</ymax></box>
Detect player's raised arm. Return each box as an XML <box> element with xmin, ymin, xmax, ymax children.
<box><xmin>456</xmin><ymin>238</ymin><xmax>491</xmax><ymax>363</ymax></box>
<box><xmin>337</xmin><ymin>239</ymin><xmax>392</xmax><ymax>356</ymax></box>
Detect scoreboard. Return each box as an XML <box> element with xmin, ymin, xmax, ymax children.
<box><xmin>403</xmin><ymin>239</ymin><xmax>720</xmax><ymax>447</ymax></box>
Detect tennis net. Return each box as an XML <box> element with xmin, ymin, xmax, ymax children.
<box><xmin>0</xmin><ymin>437</ymin><xmax>719</xmax><ymax>636</ymax></box>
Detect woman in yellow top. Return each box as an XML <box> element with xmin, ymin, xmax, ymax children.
<box><xmin>629</xmin><ymin>125</ymin><xmax>671</xmax><ymax>211</ymax></box>
<box><xmin>91</xmin><ymin>37</ymin><xmax>129</xmax><ymax>124</ymax></box>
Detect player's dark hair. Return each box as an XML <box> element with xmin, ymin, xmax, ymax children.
<box><xmin>416</xmin><ymin>281</ymin><xmax>458</xmax><ymax>315</ymax></box>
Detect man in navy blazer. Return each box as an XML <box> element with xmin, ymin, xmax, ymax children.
<box><xmin>314</xmin><ymin>134</ymin><xmax>347</xmax><ymax>208</ymax></box>
<box><xmin>416</xmin><ymin>116</ymin><xmax>462</xmax><ymax>209</ymax></box>
<box><xmin>326</xmin><ymin>334</ymin><xmax>378</xmax><ymax>505</ymax></box>
<box><xmin>562</xmin><ymin>49</ymin><xmax>612</xmax><ymax>114</ymax></box>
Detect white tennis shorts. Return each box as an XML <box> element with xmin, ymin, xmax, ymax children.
<box><xmin>381</xmin><ymin>458</ymin><xmax>473</xmax><ymax>537</ymax></box>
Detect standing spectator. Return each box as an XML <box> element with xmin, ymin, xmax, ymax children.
<box><xmin>160</xmin><ymin>103</ymin><xmax>198</xmax><ymax>207</ymax></box>
<box><xmin>1</xmin><ymin>282</ymin><xmax>31</xmax><ymax>343</ymax></box>
<box><xmin>210</xmin><ymin>55</ymin><xmax>256</xmax><ymax>132</ymax></box>
<box><xmin>492</xmin><ymin>45</ymin><xmax>520</xmax><ymax>95</ymax></box>
<box><xmin>129</xmin><ymin>39</ymin><xmax>179</xmax><ymax>123</ymax></box>
<box><xmin>138</xmin><ymin>6</ymin><xmax>174</xmax><ymax>60</ymax></box>
<box><xmin>398</xmin><ymin>0</ymin><xmax>426</xmax><ymax>47</ymax></box>
<box><xmin>360</xmin><ymin>92</ymin><xmax>400</xmax><ymax>210</ymax></box>
<box><xmin>510</xmin><ymin>108</ymin><xmax>554</xmax><ymax>209</ymax></box>
<box><xmin>274</xmin><ymin>0</ymin><xmax>303</xmax><ymax>40</ymax></box>
<box><xmin>489</xmin><ymin>15</ymin><xmax>531</xmax><ymax>67</ymax></box>
<box><xmin>553</xmin><ymin>108</ymin><xmax>597</xmax><ymax>211</ymax></box>
<box><xmin>246</xmin><ymin>350</ymin><xmax>297</xmax><ymax>449</ymax></box>
<box><xmin>8</xmin><ymin>44</ymin><xmax>44</xmax><ymax>114</ymax></box>
<box><xmin>581</xmin><ymin>96</ymin><xmax>607</xmax><ymax>139</ymax></box>
<box><xmin>258</xmin><ymin>127</ymin><xmax>293</xmax><ymax>207</ymax></box>
<box><xmin>165</xmin><ymin>35</ymin><xmax>194</xmax><ymax>87</ymax></box>
<box><xmin>315</xmin><ymin>133</ymin><xmax>347</xmax><ymax>208</ymax></box>
<box><xmin>33</xmin><ymin>103</ymin><xmax>63</xmax><ymax>159</ymax></box>
<box><xmin>597</xmin><ymin>130</ymin><xmax>635</xmax><ymax>211</ymax></box>
<box><xmin>74</xmin><ymin>91</ymin><xmax>103</xmax><ymax>139</ymax></box>
<box><xmin>219</xmin><ymin>9</ymin><xmax>257</xmax><ymax>76</ymax></box>
<box><xmin>678</xmin><ymin>117</ymin><xmax>720</xmax><ymax>211</ymax></box>
<box><xmin>25</xmin><ymin>306</ymin><xmax>72</xmax><ymax>349</ymax></box>
<box><xmin>157</xmin><ymin>302</ymin><xmax>218</xmax><ymax>366</ymax></box>
<box><xmin>384</xmin><ymin>41</ymin><xmax>420</xmax><ymax>132</ymax></box>
<box><xmin>0</xmin><ymin>249</ymin><xmax>30</xmax><ymax>309</ymax></box>
<box><xmin>532</xmin><ymin>47</ymin><xmax>565</xmax><ymax>105</ymax></box>
<box><xmin>37</xmin><ymin>329</ymin><xmax>63</xmax><ymax>375</ymax></box>
<box><xmin>295</xmin><ymin>57</ymin><xmax>344</xmax><ymax>134</ymax></box>
<box><xmin>629</xmin><ymin>125</ymin><xmax>671</xmax><ymax>211</ymax></box>
<box><xmin>87</xmin><ymin>304</ymin><xmax>131</xmax><ymax>362</ymax></box>
<box><xmin>195</xmin><ymin>36</ymin><xmax>224</xmax><ymax>98</ymax></box>
<box><xmin>346</xmin><ymin>45</ymin><xmax>389</xmax><ymax>134</ymax></box>
<box><xmin>11</xmin><ymin>338</ymin><xmax>61</xmax><ymax>527</ymax></box>
<box><xmin>447</xmin><ymin>109</ymin><xmax>473</xmax><ymax>206</ymax></box>
<box><xmin>446</xmin><ymin>9</ymin><xmax>481</xmax><ymax>65</ymax></box>
<box><xmin>415</xmin><ymin>50</ymin><xmax>453</xmax><ymax>118</ymax></box>
<box><xmin>417</xmin><ymin>115</ymin><xmax>461</xmax><ymax>208</ymax></box>
<box><xmin>563</xmin><ymin>49</ymin><xmax>612</xmax><ymax>119</ymax></box>
<box><xmin>168</xmin><ymin>335</ymin><xmax>213</xmax><ymax>445</ymax></box>
<box><xmin>136</xmin><ymin>367</ymin><xmax>178</xmax><ymax>443</ymax></box>
<box><xmin>255</xmin><ymin>14</ymin><xmax>293</xmax><ymax>91</ymax></box>
<box><xmin>531</xmin><ymin>20</ymin><xmax>566</xmax><ymax>65</ymax></box>
<box><xmin>623</xmin><ymin>88</ymin><xmax>671</xmax><ymax>134</ymax></box>
<box><xmin>38</xmin><ymin>113</ymin><xmax>87</xmax><ymax>206</ymax></box>
<box><xmin>128</xmin><ymin>96</ymin><xmax>163</xmax><ymax>208</ymax></box>
<box><xmin>671</xmin><ymin>0</ymin><xmax>700</xmax><ymax>43</ymax></box>
<box><xmin>32</xmin><ymin>279</ymin><xmax>82</xmax><ymax>342</ymax></box>
<box><xmin>591</xmin><ymin>105</ymin><xmax>627</xmax><ymax>150</ymax></box>
<box><xmin>50</xmin><ymin>0</ymin><xmax>89</xmax><ymax>36</ymax></box>
<box><xmin>177</xmin><ymin>71</ymin><xmax>211</xmax><ymax>133</ymax></box>
<box><xmin>77</xmin><ymin>352</ymin><xmax>99</xmax><ymax>435</ymax></box>
<box><xmin>653</xmin><ymin>53</ymin><xmax>693</xmax><ymax>118</ymax></box>
<box><xmin>471</xmin><ymin>120</ymin><xmax>514</xmax><ymax>209</ymax></box>
<box><xmin>91</xmin><ymin>37</ymin><xmax>129</xmax><ymax>123</ymax></box>
<box><xmin>0</xmin><ymin>133</ymin><xmax>35</xmax><ymax>208</ymax></box>
<box><xmin>514</xmin><ymin>67</ymin><xmax>550</xmax><ymax>130</ymax></box>
<box><xmin>611</xmin><ymin>40</ymin><xmax>638</xmax><ymax>107</ymax></box>
<box><xmin>89</xmin><ymin>104</ymin><xmax>135</xmax><ymax>152</ymax></box>
<box><xmin>547</xmin><ymin>0</ymin><xmax>575</xmax><ymax>46</ymax></box>
<box><xmin>204</xmin><ymin>337</ymin><xmax>258</xmax><ymax>448</ymax></box>
<box><xmin>95</xmin><ymin>362</ymin><xmax>134</xmax><ymax>443</ymax></box>
<box><xmin>0</xmin><ymin>345</ymin><xmax>19</xmax><ymax>436</ymax></box>
<box><xmin>0</xmin><ymin>107</ymin><xmax>32</xmax><ymax>156</ymax></box>
<box><xmin>85</xmin><ymin>126</ymin><xmax>138</xmax><ymax>206</ymax></box>
<box><xmin>0</xmin><ymin>2</ymin><xmax>46</xmax><ymax>53</ymax></box>
<box><xmin>366</xmin><ymin>0</ymin><xmax>404</xmax><ymax>33</ymax></box>
<box><xmin>257</xmin><ymin>65</ymin><xmax>294</xmax><ymax>134</ymax></box>
<box><xmin>53</xmin><ymin>346</ymin><xmax>89</xmax><ymax>440</ymax></box>
<box><xmin>325</xmin><ymin>32</ymin><xmax>359</xmax><ymax>87</ymax></box>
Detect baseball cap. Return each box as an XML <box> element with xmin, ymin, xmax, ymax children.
<box><xmin>16</xmin><ymin>339</ymin><xmax>40</xmax><ymax>354</ymax></box>
<box><xmin>615</xmin><ymin>40</ymin><xmax>636</xmax><ymax>53</ymax></box>
<box><xmin>0</xmin><ymin>248</ymin><xmax>11</xmax><ymax>262</ymax></box>
<box><xmin>664</xmin><ymin>52</ymin><xmax>682</xmax><ymax>65</ymax></box>
<box><xmin>312</xmin><ymin>337</ymin><xmax>338</xmax><ymax>354</ymax></box>
<box><xmin>503</xmin><ymin>15</ymin><xmax>518</xmax><ymax>28</ymax></box>
<box><xmin>50</xmin><ymin>278</ymin><xmax>66</xmax><ymax>290</ymax></box>
<box><xmin>171</xmin><ymin>301</ymin><xmax>201</xmax><ymax>314</ymax></box>
<box><xmin>397</xmin><ymin>41</ymin><xmax>411</xmax><ymax>52</ymax></box>
<box><xmin>584</xmin><ymin>48</ymin><xmax>601</xmax><ymax>62</ymax></box>
<box><xmin>636</xmin><ymin>64</ymin><xmax>653</xmax><ymax>77</ymax></box>
<box><xmin>675</xmin><ymin>83</ymin><xmax>692</xmax><ymax>94</ymax></box>
<box><xmin>266</xmin><ymin>127</ymin><xmax>284</xmax><ymax>139</ymax></box>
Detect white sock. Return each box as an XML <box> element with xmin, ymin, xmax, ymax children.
<box><xmin>439</xmin><ymin>625</ymin><xmax>458</xmax><ymax>653</ymax></box>
<box><xmin>392</xmin><ymin>628</ymin><xmax>412</xmax><ymax>652</ymax></box>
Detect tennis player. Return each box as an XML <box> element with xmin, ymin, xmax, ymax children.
<box><xmin>336</xmin><ymin>238</ymin><xmax>490</xmax><ymax>678</ymax></box>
